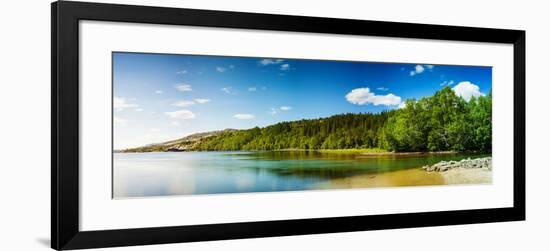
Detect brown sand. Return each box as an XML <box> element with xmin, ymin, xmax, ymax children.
<box><xmin>314</xmin><ymin>167</ymin><xmax>491</xmax><ymax>189</ymax></box>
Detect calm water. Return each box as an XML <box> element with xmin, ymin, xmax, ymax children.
<box><xmin>113</xmin><ymin>151</ymin><xmax>488</xmax><ymax>198</ymax></box>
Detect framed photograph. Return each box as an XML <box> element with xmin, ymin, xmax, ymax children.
<box><xmin>52</xmin><ymin>1</ymin><xmax>525</xmax><ymax>250</ymax></box>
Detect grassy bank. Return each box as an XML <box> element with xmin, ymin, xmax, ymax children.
<box><xmin>315</xmin><ymin>148</ymin><xmax>388</xmax><ymax>155</ymax></box>
<box><xmin>270</xmin><ymin>148</ymin><xmax>467</xmax><ymax>156</ymax></box>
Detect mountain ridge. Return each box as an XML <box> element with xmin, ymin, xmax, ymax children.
<box><xmin>119</xmin><ymin>128</ymin><xmax>237</xmax><ymax>152</ymax></box>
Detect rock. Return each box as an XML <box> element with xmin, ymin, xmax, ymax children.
<box><xmin>423</xmin><ymin>157</ymin><xmax>491</xmax><ymax>172</ymax></box>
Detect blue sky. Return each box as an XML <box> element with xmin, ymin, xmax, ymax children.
<box><xmin>113</xmin><ymin>52</ymin><xmax>491</xmax><ymax>149</ymax></box>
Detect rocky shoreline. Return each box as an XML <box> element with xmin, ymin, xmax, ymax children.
<box><xmin>422</xmin><ymin>157</ymin><xmax>492</xmax><ymax>172</ymax></box>
<box><xmin>316</xmin><ymin>157</ymin><xmax>493</xmax><ymax>189</ymax></box>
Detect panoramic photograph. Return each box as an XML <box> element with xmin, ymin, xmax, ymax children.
<box><xmin>112</xmin><ymin>52</ymin><xmax>492</xmax><ymax>198</ymax></box>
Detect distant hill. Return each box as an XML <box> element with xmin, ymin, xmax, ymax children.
<box><xmin>120</xmin><ymin>129</ymin><xmax>236</xmax><ymax>152</ymax></box>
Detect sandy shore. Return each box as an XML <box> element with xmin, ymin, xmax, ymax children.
<box><xmin>438</xmin><ymin>167</ymin><xmax>492</xmax><ymax>184</ymax></box>
<box><xmin>314</xmin><ymin>166</ymin><xmax>491</xmax><ymax>189</ymax></box>
<box><xmin>423</xmin><ymin>157</ymin><xmax>492</xmax><ymax>184</ymax></box>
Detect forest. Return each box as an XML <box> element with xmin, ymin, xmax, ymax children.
<box><xmin>192</xmin><ymin>86</ymin><xmax>492</xmax><ymax>153</ymax></box>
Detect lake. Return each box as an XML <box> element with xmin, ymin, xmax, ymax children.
<box><xmin>113</xmin><ymin>151</ymin><xmax>489</xmax><ymax>198</ymax></box>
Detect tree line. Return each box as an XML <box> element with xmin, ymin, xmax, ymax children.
<box><xmin>192</xmin><ymin>86</ymin><xmax>492</xmax><ymax>152</ymax></box>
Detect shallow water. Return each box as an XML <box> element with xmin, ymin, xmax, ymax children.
<box><xmin>113</xmin><ymin>151</ymin><xmax>489</xmax><ymax>198</ymax></box>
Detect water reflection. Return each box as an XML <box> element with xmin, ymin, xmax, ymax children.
<box><xmin>113</xmin><ymin>151</ymin><xmax>488</xmax><ymax>198</ymax></box>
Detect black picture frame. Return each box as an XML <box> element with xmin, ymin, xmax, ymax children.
<box><xmin>52</xmin><ymin>1</ymin><xmax>525</xmax><ymax>250</ymax></box>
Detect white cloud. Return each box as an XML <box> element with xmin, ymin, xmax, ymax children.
<box><xmin>377</xmin><ymin>87</ymin><xmax>389</xmax><ymax>91</ymax></box>
<box><xmin>114</xmin><ymin>116</ymin><xmax>127</xmax><ymax>126</ymax></box>
<box><xmin>175</xmin><ymin>84</ymin><xmax>192</xmax><ymax>92</ymax></box>
<box><xmin>234</xmin><ymin>114</ymin><xmax>255</xmax><ymax>120</ymax></box>
<box><xmin>216</xmin><ymin>66</ymin><xmax>227</xmax><ymax>73</ymax></box>
<box><xmin>452</xmin><ymin>81</ymin><xmax>485</xmax><ymax>101</ymax></box>
<box><xmin>280</xmin><ymin>106</ymin><xmax>292</xmax><ymax>111</ymax></box>
<box><xmin>440</xmin><ymin>80</ymin><xmax>455</xmax><ymax>86</ymax></box>
<box><xmin>172</xmin><ymin>100</ymin><xmax>195</xmax><ymax>107</ymax></box>
<box><xmin>415</xmin><ymin>65</ymin><xmax>425</xmax><ymax>73</ymax></box>
<box><xmin>221</xmin><ymin>87</ymin><xmax>232</xmax><ymax>94</ymax></box>
<box><xmin>165</xmin><ymin>110</ymin><xmax>196</xmax><ymax>119</ymax></box>
<box><xmin>155</xmin><ymin>90</ymin><xmax>163</xmax><ymax>94</ymax></box>
<box><xmin>194</xmin><ymin>98</ymin><xmax>210</xmax><ymax>104</ymax></box>
<box><xmin>269</xmin><ymin>106</ymin><xmax>292</xmax><ymax>114</ymax></box>
<box><xmin>409</xmin><ymin>65</ymin><xmax>425</xmax><ymax>76</ymax></box>
<box><xmin>409</xmin><ymin>64</ymin><xmax>435</xmax><ymax>76</ymax></box>
<box><xmin>259</xmin><ymin>59</ymin><xmax>284</xmax><ymax>65</ymax></box>
<box><xmin>114</xmin><ymin>96</ymin><xmax>139</xmax><ymax>111</ymax></box>
<box><xmin>134</xmin><ymin>108</ymin><xmax>143</xmax><ymax>112</ymax></box>
<box><xmin>248</xmin><ymin>87</ymin><xmax>257</xmax><ymax>92</ymax></box>
<box><xmin>150</xmin><ymin>128</ymin><xmax>160</xmax><ymax>132</ymax></box>
<box><xmin>176</xmin><ymin>70</ymin><xmax>187</xmax><ymax>74</ymax></box>
<box><xmin>280</xmin><ymin>64</ymin><xmax>290</xmax><ymax>71</ymax></box>
<box><xmin>345</xmin><ymin>87</ymin><xmax>402</xmax><ymax>106</ymax></box>
<box><xmin>169</xmin><ymin>121</ymin><xmax>181</xmax><ymax>126</ymax></box>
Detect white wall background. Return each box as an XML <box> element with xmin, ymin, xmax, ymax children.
<box><xmin>0</xmin><ymin>0</ymin><xmax>547</xmax><ymax>250</ymax></box>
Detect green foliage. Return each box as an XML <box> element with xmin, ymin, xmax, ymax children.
<box><xmin>379</xmin><ymin>87</ymin><xmax>491</xmax><ymax>152</ymax></box>
<box><xmin>178</xmin><ymin>86</ymin><xmax>491</xmax><ymax>153</ymax></box>
<box><xmin>193</xmin><ymin>112</ymin><xmax>393</xmax><ymax>151</ymax></box>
